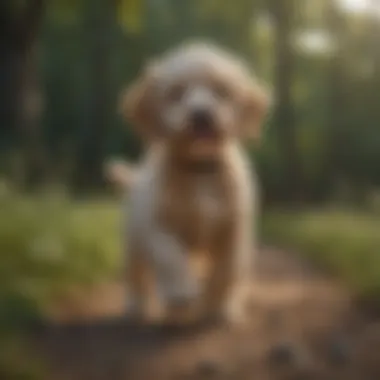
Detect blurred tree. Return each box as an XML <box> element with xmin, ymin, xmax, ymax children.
<box><xmin>73</xmin><ymin>0</ymin><xmax>146</xmax><ymax>192</ymax></box>
<box><xmin>268</xmin><ymin>0</ymin><xmax>303</xmax><ymax>202</ymax></box>
<box><xmin>195</xmin><ymin>0</ymin><xmax>261</xmax><ymax>59</ymax></box>
<box><xmin>326</xmin><ymin>1</ymin><xmax>348</xmax><ymax>194</ymax></box>
<box><xmin>0</xmin><ymin>0</ymin><xmax>45</xmax><ymax>188</ymax></box>
<box><xmin>0</xmin><ymin>0</ymin><xmax>146</xmax><ymax>191</ymax></box>
<box><xmin>72</xmin><ymin>0</ymin><xmax>116</xmax><ymax>192</ymax></box>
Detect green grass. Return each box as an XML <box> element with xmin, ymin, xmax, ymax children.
<box><xmin>3</xmin><ymin>192</ymin><xmax>379</xmax><ymax>308</ymax></box>
<box><xmin>0</xmin><ymin>193</ymin><xmax>121</xmax><ymax>308</ymax></box>
<box><xmin>262</xmin><ymin>209</ymin><xmax>380</xmax><ymax>298</ymax></box>
<box><xmin>2</xmin><ymin>192</ymin><xmax>379</xmax><ymax>306</ymax></box>
<box><xmin>0</xmin><ymin>192</ymin><xmax>121</xmax><ymax>378</ymax></box>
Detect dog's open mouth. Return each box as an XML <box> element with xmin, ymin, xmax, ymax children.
<box><xmin>181</xmin><ymin>117</ymin><xmax>223</xmax><ymax>163</ymax></box>
<box><xmin>188</xmin><ymin>137</ymin><xmax>221</xmax><ymax>161</ymax></box>
<box><xmin>186</xmin><ymin>118</ymin><xmax>220</xmax><ymax>154</ymax></box>
<box><xmin>192</xmin><ymin>124</ymin><xmax>218</xmax><ymax>139</ymax></box>
<box><xmin>190</xmin><ymin>120</ymin><xmax>221</xmax><ymax>143</ymax></box>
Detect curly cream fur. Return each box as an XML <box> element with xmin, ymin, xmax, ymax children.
<box><xmin>112</xmin><ymin>42</ymin><xmax>270</xmax><ymax>325</ymax></box>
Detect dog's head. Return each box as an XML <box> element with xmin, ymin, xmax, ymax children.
<box><xmin>121</xmin><ymin>42</ymin><xmax>271</xmax><ymax>163</ymax></box>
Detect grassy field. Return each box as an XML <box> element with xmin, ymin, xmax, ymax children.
<box><xmin>262</xmin><ymin>209</ymin><xmax>380</xmax><ymax>298</ymax></box>
<box><xmin>1</xmin><ymin>193</ymin><xmax>379</xmax><ymax>311</ymax></box>
<box><xmin>0</xmin><ymin>193</ymin><xmax>121</xmax><ymax>307</ymax></box>
<box><xmin>1</xmin><ymin>193</ymin><xmax>380</xmax><ymax>378</ymax></box>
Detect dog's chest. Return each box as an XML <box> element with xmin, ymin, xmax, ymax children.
<box><xmin>189</xmin><ymin>177</ymin><xmax>229</xmax><ymax>243</ymax></box>
<box><xmin>159</xmin><ymin>172</ymin><xmax>233</xmax><ymax>245</ymax></box>
<box><xmin>194</xmin><ymin>178</ymin><xmax>224</xmax><ymax>224</ymax></box>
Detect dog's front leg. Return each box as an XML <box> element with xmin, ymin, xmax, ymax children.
<box><xmin>203</xmin><ymin>216</ymin><xmax>254</xmax><ymax>325</ymax></box>
<box><xmin>225</xmin><ymin>217</ymin><xmax>254</xmax><ymax>325</ymax></box>
<box><xmin>147</xmin><ymin>231</ymin><xmax>201</xmax><ymax>323</ymax></box>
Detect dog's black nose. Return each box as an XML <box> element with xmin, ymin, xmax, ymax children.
<box><xmin>190</xmin><ymin>109</ymin><xmax>213</xmax><ymax>131</ymax></box>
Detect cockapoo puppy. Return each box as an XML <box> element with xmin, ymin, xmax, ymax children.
<box><xmin>109</xmin><ymin>42</ymin><xmax>270</xmax><ymax>325</ymax></box>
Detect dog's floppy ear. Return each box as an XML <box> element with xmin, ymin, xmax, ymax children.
<box><xmin>240</xmin><ymin>80</ymin><xmax>272</xmax><ymax>142</ymax></box>
<box><xmin>119</xmin><ymin>63</ymin><xmax>160</xmax><ymax>141</ymax></box>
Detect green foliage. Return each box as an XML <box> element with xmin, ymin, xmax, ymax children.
<box><xmin>45</xmin><ymin>0</ymin><xmax>86</xmax><ymax>26</ymax></box>
<box><xmin>118</xmin><ymin>0</ymin><xmax>144</xmax><ymax>34</ymax></box>
<box><xmin>262</xmin><ymin>209</ymin><xmax>380</xmax><ymax>297</ymax></box>
<box><xmin>0</xmin><ymin>293</ymin><xmax>41</xmax><ymax>334</ymax></box>
<box><xmin>1</xmin><ymin>0</ymin><xmax>380</xmax><ymax>200</ymax></box>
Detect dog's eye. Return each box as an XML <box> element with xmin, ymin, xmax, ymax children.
<box><xmin>166</xmin><ymin>84</ymin><xmax>185</xmax><ymax>103</ymax></box>
<box><xmin>213</xmin><ymin>83</ymin><xmax>231</xmax><ymax>100</ymax></box>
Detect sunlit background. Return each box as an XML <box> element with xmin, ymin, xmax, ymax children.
<box><xmin>1</xmin><ymin>0</ymin><xmax>380</xmax><ymax>379</ymax></box>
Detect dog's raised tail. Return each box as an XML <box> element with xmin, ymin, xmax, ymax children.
<box><xmin>104</xmin><ymin>159</ymin><xmax>136</xmax><ymax>191</ymax></box>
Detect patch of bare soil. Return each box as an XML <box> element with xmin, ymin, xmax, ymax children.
<box><xmin>32</xmin><ymin>248</ymin><xmax>380</xmax><ymax>380</ymax></box>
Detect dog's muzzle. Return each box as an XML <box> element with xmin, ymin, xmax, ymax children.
<box><xmin>189</xmin><ymin>109</ymin><xmax>217</xmax><ymax>138</ymax></box>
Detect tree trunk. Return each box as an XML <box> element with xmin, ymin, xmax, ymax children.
<box><xmin>370</xmin><ymin>1</ymin><xmax>380</xmax><ymax>122</ymax></box>
<box><xmin>270</xmin><ymin>0</ymin><xmax>303</xmax><ymax>203</ymax></box>
<box><xmin>0</xmin><ymin>0</ymin><xmax>45</xmax><ymax>189</ymax></box>
<box><xmin>72</xmin><ymin>0</ymin><xmax>115</xmax><ymax>193</ymax></box>
<box><xmin>326</xmin><ymin>3</ymin><xmax>347</xmax><ymax>194</ymax></box>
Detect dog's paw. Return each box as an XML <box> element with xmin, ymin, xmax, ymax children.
<box><xmin>125</xmin><ymin>296</ymin><xmax>151</xmax><ymax>323</ymax></box>
<box><xmin>219</xmin><ymin>294</ymin><xmax>250</xmax><ymax>328</ymax></box>
<box><xmin>164</xmin><ymin>301</ymin><xmax>202</xmax><ymax>326</ymax></box>
<box><xmin>162</xmin><ymin>281</ymin><xmax>200</xmax><ymax>306</ymax></box>
<box><xmin>126</xmin><ymin>296</ymin><xmax>164</xmax><ymax>324</ymax></box>
<box><xmin>125</xmin><ymin>297</ymin><xmax>143</xmax><ymax>322</ymax></box>
<box><xmin>223</xmin><ymin>304</ymin><xmax>248</xmax><ymax>327</ymax></box>
<box><xmin>200</xmin><ymin>302</ymin><xmax>246</xmax><ymax>328</ymax></box>
<box><xmin>167</xmin><ymin>292</ymin><xmax>197</xmax><ymax>308</ymax></box>
<box><xmin>162</xmin><ymin>287</ymin><xmax>202</xmax><ymax>325</ymax></box>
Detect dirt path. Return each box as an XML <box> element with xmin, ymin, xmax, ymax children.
<box><xmin>33</xmin><ymin>248</ymin><xmax>380</xmax><ymax>380</ymax></box>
